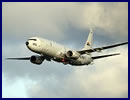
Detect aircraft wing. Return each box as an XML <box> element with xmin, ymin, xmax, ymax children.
<box><xmin>78</xmin><ymin>42</ymin><xmax>128</xmax><ymax>54</ymax></box>
<box><xmin>6</xmin><ymin>57</ymin><xmax>30</xmax><ymax>60</ymax></box>
<box><xmin>92</xmin><ymin>53</ymin><xmax>120</xmax><ymax>60</ymax></box>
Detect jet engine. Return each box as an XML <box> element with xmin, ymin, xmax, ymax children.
<box><xmin>30</xmin><ymin>55</ymin><xmax>44</xmax><ymax>65</ymax></box>
<box><xmin>66</xmin><ymin>50</ymin><xmax>80</xmax><ymax>59</ymax></box>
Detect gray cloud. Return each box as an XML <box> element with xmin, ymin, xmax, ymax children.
<box><xmin>25</xmin><ymin>48</ymin><xmax>128</xmax><ymax>98</ymax></box>
<box><xmin>2</xmin><ymin>2</ymin><xmax>128</xmax><ymax>98</ymax></box>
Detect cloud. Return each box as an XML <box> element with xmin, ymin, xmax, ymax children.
<box><xmin>2</xmin><ymin>75</ymin><xmax>28</xmax><ymax>98</ymax></box>
<box><xmin>81</xmin><ymin>2</ymin><xmax>128</xmax><ymax>35</ymax></box>
<box><xmin>2</xmin><ymin>2</ymin><xmax>128</xmax><ymax>98</ymax></box>
<box><xmin>2</xmin><ymin>2</ymin><xmax>128</xmax><ymax>41</ymax></box>
<box><xmin>25</xmin><ymin>48</ymin><xmax>128</xmax><ymax>98</ymax></box>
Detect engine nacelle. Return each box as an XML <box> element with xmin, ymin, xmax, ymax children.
<box><xmin>30</xmin><ymin>55</ymin><xmax>44</xmax><ymax>65</ymax></box>
<box><xmin>66</xmin><ymin>50</ymin><xmax>80</xmax><ymax>59</ymax></box>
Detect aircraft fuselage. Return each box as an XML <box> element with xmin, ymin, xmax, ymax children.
<box><xmin>7</xmin><ymin>29</ymin><xmax>127</xmax><ymax>66</ymax></box>
<box><xmin>26</xmin><ymin>37</ymin><xmax>93</xmax><ymax>65</ymax></box>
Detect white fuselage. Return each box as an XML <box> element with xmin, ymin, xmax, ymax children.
<box><xmin>7</xmin><ymin>29</ymin><xmax>127</xmax><ymax>66</ymax></box>
<box><xmin>26</xmin><ymin>37</ymin><xmax>93</xmax><ymax>65</ymax></box>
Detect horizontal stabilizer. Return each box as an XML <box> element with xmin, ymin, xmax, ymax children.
<box><xmin>92</xmin><ymin>53</ymin><xmax>120</xmax><ymax>60</ymax></box>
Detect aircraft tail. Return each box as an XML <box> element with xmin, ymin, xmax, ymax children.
<box><xmin>82</xmin><ymin>28</ymin><xmax>93</xmax><ymax>50</ymax></box>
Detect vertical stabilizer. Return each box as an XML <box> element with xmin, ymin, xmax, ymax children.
<box><xmin>82</xmin><ymin>28</ymin><xmax>93</xmax><ymax>50</ymax></box>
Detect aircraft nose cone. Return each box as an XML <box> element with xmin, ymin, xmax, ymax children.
<box><xmin>26</xmin><ymin>42</ymin><xmax>29</xmax><ymax>46</ymax></box>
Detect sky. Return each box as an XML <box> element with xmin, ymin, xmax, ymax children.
<box><xmin>2</xmin><ymin>2</ymin><xmax>128</xmax><ymax>98</ymax></box>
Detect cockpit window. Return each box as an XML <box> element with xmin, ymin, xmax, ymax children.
<box><xmin>28</xmin><ymin>39</ymin><xmax>37</xmax><ymax>41</ymax></box>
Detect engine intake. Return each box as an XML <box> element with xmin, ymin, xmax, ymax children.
<box><xmin>66</xmin><ymin>50</ymin><xmax>80</xmax><ymax>59</ymax></box>
<box><xmin>30</xmin><ymin>55</ymin><xmax>44</xmax><ymax>65</ymax></box>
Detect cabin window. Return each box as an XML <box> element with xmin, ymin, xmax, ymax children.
<box><xmin>33</xmin><ymin>43</ymin><xmax>37</xmax><ymax>46</ymax></box>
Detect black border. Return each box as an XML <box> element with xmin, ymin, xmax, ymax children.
<box><xmin>1</xmin><ymin>1</ymin><xmax>128</xmax><ymax>99</ymax></box>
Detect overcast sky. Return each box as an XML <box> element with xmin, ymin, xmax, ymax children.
<box><xmin>2</xmin><ymin>2</ymin><xmax>128</xmax><ymax>98</ymax></box>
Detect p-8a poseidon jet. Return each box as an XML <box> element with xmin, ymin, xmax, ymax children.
<box><xmin>7</xmin><ymin>29</ymin><xmax>128</xmax><ymax>66</ymax></box>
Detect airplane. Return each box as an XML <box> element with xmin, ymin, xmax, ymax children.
<box><xmin>6</xmin><ymin>29</ymin><xmax>128</xmax><ymax>66</ymax></box>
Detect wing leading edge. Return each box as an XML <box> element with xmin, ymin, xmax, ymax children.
<box><xmin>6</xmin><ymin>57</ymin><xmax>30</xmax><ymax>60</ymax></box>
<box><xmin>78</xmin><ymin>42</ymin><xmax>128</xmax><ymax>54</ymax></box>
